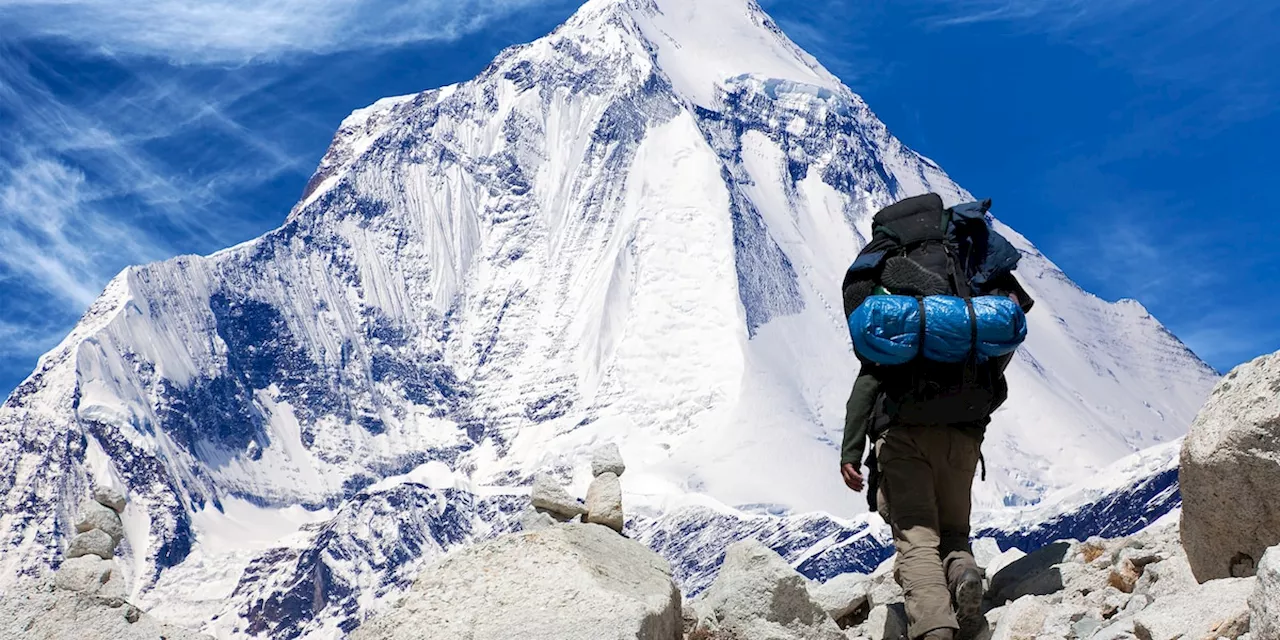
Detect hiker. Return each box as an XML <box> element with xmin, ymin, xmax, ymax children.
<box><xmin>838</xmin><ymin>193</ymin><xmax>1034</xmax><ymax>640</ymax></box>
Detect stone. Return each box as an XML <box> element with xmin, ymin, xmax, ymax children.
<box><xmin>1090</xmin><ymin>619</ymin><xmax>1136</xmax><ymax>640</ymax></box>
<box><xmin>54</xmin><ymin>556</ymin><xmax>112</xmax><ymax>594</ymax></box>
<box><xmin>1180</xmin><ymin>352</ymin><xmax>1280</xmax><ymax>582</ymax></box>
<box><xmin>988</xmin><ymin>541</ymin><xmax>1074</xmax><ymax>605</ymax></box>
<box><xmin>100</xmin><ymin>566</ymin><xmax>129</xmax><ymax>601</ymax></box>
<box><xmin>1071</xmin><ymin>615</ymin><xmax>1102</xmax><ymax>639</ymax></box>
<box><xmin>67</xmin><ymin>528</ymin><xmax>117</xmax><ymax>560</ymax></box>
<box><xmin>1108</xmin><ymin>558</ymin><xmax>1141</xmax><ymax>594</ymax></box>
<box><xmin>529</xmin><ymin>473</ymin><xmax>587</xmax><ymax>519</ymax></box>
<box><xmin>352</xmin><ymin>523</ymin><xmax>681</xmax><ymax>640</ymax></box>
<box><xmin>809</xmin><ymin>572</ymin><xmax>870</xmax><ymax>627</ymax></box>
<box><xmin>1250</xmin><ymin>545</ymin><xmax>1280</xmax><ymax>639</ymax></box>
<box><xmin>695</xmin><ymin>539</ymin><xmax>844</xmax><ymax>640</ymax></box>
<box><xmin>586</xmin><ymin>472</ymin><xmax>625</xmax><ymax>533</ymax></box>
<box><xmin>518</xmin><ymin>506</ymin><xmax>558</xmax><ymax>532</ymax></box>
<box><xmin>93</xmin><ymin>486</ymin><xmax>127</xmax><ymax>513</ymax></box>
<box><xmin>76</xmin><ymin>500</ymin><xmax>125</xmax><ymax>545</ymax></box>
<box><xmin>1133</xmin><ymin>555</ymin><xmax>1198</xmax><ymax>599</ymax></box>
<box><xmin>0</xmin><ymin>584</ymin><xmax>209</xmax><ymax>639</ymax></box>
<box><xmin>861</xmin><ymin>604</ymin><xmax>907</xmax><ymax>640</ymax></box>
<box><xmin>592</xmin><ymin>443</ymin><xmax>627</xmax><ymax>477</ymax></box>
<box><xmin>1040</xmin><ymin>604</ymin><xmax>1089</xmax><ymax>639</ymax></box>
<box><xmin>865</xmin><ymin>566</ymin><xmax>904</xmax><ymax>609</ymax></box>
<box><xmin>1131</xmin><ymin>576</ymin><xmax>1255</xmax><ymax>640</ymax></box>
<box><xmin>972</xmin><ymin>538</ymin><xmax>1004</xmax><ymax>569</ymax></box>
<box><xmin>1119</xmin><ymin>593</ymin><xmax>1150</xmax><ymax>616</ymax></box>
<box><xmin>986</xmin><ymin>547</ymin><xmax>1028</xmax><ymax>582</ymax></box>
<box><xmin>990</xmin><ymin>595</ymin><xmax>1048</xmax><ymax>640</ymax></box>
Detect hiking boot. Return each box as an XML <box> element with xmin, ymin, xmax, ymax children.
<box><xmin>920</xmin><ymin>628</ymin><xmax>955</xmax><ymax>640</ymax></box>
<box><xmin>951</xmin><ymin>567</ymin><xmax>985</xmax><ymax>639</ymax></box>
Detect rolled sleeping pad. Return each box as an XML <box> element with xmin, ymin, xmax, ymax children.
<box><xmin>848</xmin><ymin>295</ymin><xmax>1027</xmax><ymax>366</ymax></box>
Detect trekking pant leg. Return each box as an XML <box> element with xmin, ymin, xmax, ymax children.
<box><xmin>934</xmin><ymin>430</ymin><xmax>982</xmax><ymax>584</ymax></box>
<box><xmin>880</xmin><ymin>427</ymin><xmax>958</xmax><ymax>637</ymax></box>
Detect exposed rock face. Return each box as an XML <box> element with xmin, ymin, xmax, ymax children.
<box><xmin>593</xmin><ymin>443</ymin><xmax>627</xmax><ymax>477</ymax></box>
<box><xmin>586</xmin><ymin>472</ymin><xmax>625</xmax><ymax>533</ymax></box>
<box><xmin>691</xmin><ymin>539</ymin><xmax>843</xmax><ymax>640</ymax></box>
<box><xmin>352</xmin><ymin>523</ymin><xmax>681</xmax><ymax>640</ymax></box>
<box><xmin>1251</xmin><ymin>545</ymin><xmax>1280</xmax><ymax>639</ymax></box>
<box><xmin>0</xmin><ymin>583</ymin><xmax>209</xmax><ymax>639</ymax></box>
<box><xmin>1181</xmin><ymin>352</ymin><xmax>1280</xmax><ymax>582</ymax></box>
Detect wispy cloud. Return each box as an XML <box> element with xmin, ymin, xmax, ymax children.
<box><xmin>919</xmin><ymin>0</ymin><xmax>1280</xmax><ymax>125</ymax></box>
<box><xmin>0</xmin><ymin>0</ymin><xmax>574</xmax><ymax>63</ymax></box>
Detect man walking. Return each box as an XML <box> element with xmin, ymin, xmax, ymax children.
<box><xmin>838</xmin><ymin>194</ymin><xmax>1033</xmax><ymax>640</ymax></box>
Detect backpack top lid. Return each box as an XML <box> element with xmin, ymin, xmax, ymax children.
<box><xmin>845</xmin><ymin>193</ymin><xmax>1020</xmax><ymax>294</ymax></box>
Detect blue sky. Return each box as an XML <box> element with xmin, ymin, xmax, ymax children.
<box><xmin>0</xmin><ymin>0</ymin><xmax>1276</xmax><ymax>396</ymax></box>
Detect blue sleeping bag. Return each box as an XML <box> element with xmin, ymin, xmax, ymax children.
<box><xmin>849</xmin><ymin>295</ymin><xmax>1027</xmax><ymax>365</ymax></box>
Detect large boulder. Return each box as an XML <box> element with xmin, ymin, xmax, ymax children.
<box><xmin>692</xmin><ymin>539</ymin><xmax>843</xmax><ymax>640</ymax></box>
<box><xmin>592</xmin><ymin>443</ymin><xmax>627</xmax><ymax>477</ymax></box>
<box><xmin>1251</xmin><ymin>545</ymin><xmax>1280</xmax><ymax>638</ymax></box>
<box><xmin>92</xmin><ymin>486</ymin><xmax>128</xmax><ymax>513</ymax></box>
<box><xmin>1181</xmin><ymin>352</ymin><xmax>1280</xmax><ymax>582</ymax></box>
<box><xmin>53</xmin><ymin>556</ymin><xmax>114</xmax><ymax>594</ymax></box>
<box><xmin>0</xmin><ymin>583</ymin><xmax>209</xmax><ymax>639</ymax></box>
<box><xmin>352</xmin><ymin>523</ymin><xmax>681</xmax><ymax>640</ymax></box>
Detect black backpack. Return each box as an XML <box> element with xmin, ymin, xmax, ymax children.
<box><xmin>843</xmin><ymin>193</ymin><xmax>1026</xmax><ymax>426</ymax></box>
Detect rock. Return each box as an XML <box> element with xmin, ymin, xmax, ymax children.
<box><xmin>76</xmin><ymin>500</ymin><xmax>125</xmax><ymax>545</ymax></box>
<box><xmin>54</xmin><ymin>556</ymin><xmax>113</xmax><ymax>594</ymax></box>
<box><xmin>1120</xmin><ymin>592</ymin><xmax>1150</xmax><ymax>616</ymax></box>
<box><xmin>93</xmin><ymin>486</ymin><xmax>128</xmax><ymax>513</ymax></box>
<box><xmin>586</xmin><ymin>472</ymin><xmax>625</xmax><ymax>533</ymax></box>
<box><xmin>809</xmin><ymin>572</ymin><xmax>869</xmax><ymax>628</ymax></box>
<box><xmin>67</xmin><ymin>528</ymin><xmax>117</xmax><ymax>560</ymax></box>
<box><xmin>352</xmin><ymin>523</ymin><xmax>680</xmax><ymax>640</ymax></box>
<box><xmin>1108</xmin><ymin>558</ymin><xmax>1141</xmax><ymax>594</ymax></box>
<box><xmin>101</xmin><ymin>567</ymin><xmax>129</xmax><ymax>601</ymax></box>
<box><xmin>1180</xmin><ymin>353</ymin><xmax>1280</xmax><ymax>582</ymax></box>
<box><xmin>695</xmin><ymin>539</ymin><xmax>843</xmax><ymax>640</ymax></box>
<box><xmin>1131</xmin><ymin>576</ymin><xmax>1254</xmax><ymax>640</ymax></box>
<box><xmin>990</xmin><ymin>595</ymin><xmax>1048</xmax><ymax>640</ymax></box>
<box><xmin>860</xmin><ymin>604</ymin><xmax>907</xmax><ymax>640</ymax></box>
<box><xmin>986</xmin><ymin>547</ymin><xmax>1027</xmax><ymax>582</ymax></box>
<box><xmin>518</xmin><ymin>506</ymin><xmax>558</xmax><ymax>532</ymax></box>
<box><xmin>0</xmin><ymin>584</ymin><xmax>209</xmax><ymax>639</ymax></box>
<box><xmin>1133</xmin><ymin>555</ymin><xmax>1198</xmax><ymax>599</ymax></box>
<box><xmin>1072</xmin><ymin>615</ymin><xmax>1102</xmax><ymax>639</ymax></box>
<box><xmin>1041</xmin><ymin>604</ymin><xmax>1089</xmax><ymax>639</ymax></box>
<box><xmin>865</xmin><ymin>566</ymin><xmax>904</xmax><ymax>609</ymax></box>
<box><xmin>529</xmin><ymin>473</ymin><xmax>587</xmax><ymax>519</ymax></box>
<box><xmin>1250</xmin><ymin>545</ymin><xmax>1280</xmax><ymax>639</ymax></box>
<box><xmin>1090</xmin><ymin>618</ymin><xmax>1136</xmax><ymax>640</ymax></box>
<box><xmin>988</xmin><ymin>541</ymin><xmax>1073</xmax><ymax>605</ymax></box>
<box><xmin>592</xmin><ymin>443</ymin><xmax>626</xmax><ymax>477</ymax></box>
<box><xmin>972</xmin><ymin>538</ymin><xmax>1004</xmax><ymax>569</ymax></box>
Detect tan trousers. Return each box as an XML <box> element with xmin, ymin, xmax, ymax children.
<box><xmin>876</xmin><ymin>425</ymin><xmax>982</xmax><ymax>639</ymax></box>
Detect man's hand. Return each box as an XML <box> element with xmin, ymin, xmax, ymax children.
<box><xmin>840</xmin><ymin>463</ymin><xmax>865</xmax><ymax>492</ymax></box>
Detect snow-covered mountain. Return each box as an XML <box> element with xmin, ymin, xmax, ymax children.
<box><xmin>0</xmin><ymin>0</ymin><xmax>1216</xmax><ymax>636</ymax></box>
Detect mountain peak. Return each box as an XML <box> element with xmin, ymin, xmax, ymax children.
<box><xmin>566</xmin><ymin>0</ymin><xmax>842</xmax><ymax>107</ymax></box>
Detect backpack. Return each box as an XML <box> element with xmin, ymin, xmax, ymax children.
<box><xmin>842</xmin><ymin>193</ymin><xmax>1024</xmax><ymax>426</ymax></box>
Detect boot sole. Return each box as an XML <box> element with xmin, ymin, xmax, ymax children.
<box><xmin>954</xmin><ymin>573</ymin><xmax>985</xmax><ymax>639</ymax></box>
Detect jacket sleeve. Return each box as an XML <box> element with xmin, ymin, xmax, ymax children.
<box><xmin>841</xmin><ymin>366</ymin><xmax>882</xmax><ymax>467</ymax></box>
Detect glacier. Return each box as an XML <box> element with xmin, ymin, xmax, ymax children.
<box><xmin>0</xmin><ymin>0</ymin><xmax>1217</xmax><ymax>637</ymax></box>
